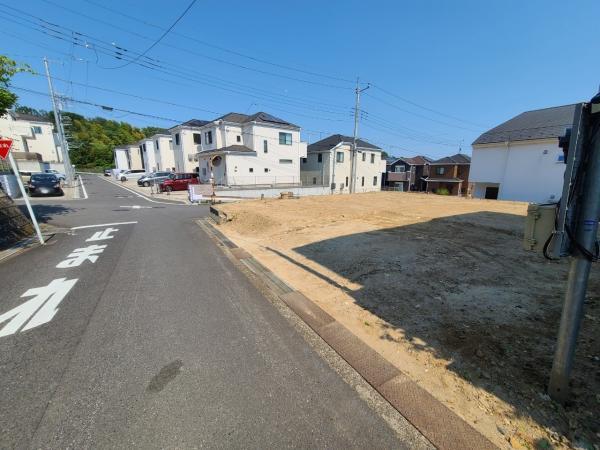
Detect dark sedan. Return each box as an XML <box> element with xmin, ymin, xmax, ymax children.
<box><xmin>27</xmin><ymin>173</ymin><xmax>64</xmax><ymax>196</ymax></box>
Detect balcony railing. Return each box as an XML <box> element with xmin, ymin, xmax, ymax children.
<box><xmin>387</xmin><ymin>171</ymin><xmax>409</xmax><ymax>182</ymax></box>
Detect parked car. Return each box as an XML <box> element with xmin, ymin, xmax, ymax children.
<box><xmin>119</xmin><ymin>169</ymin><xmax>147</xmax><ymax>182</ymax></box>
<box><xmin>19</xmin><ymin>171</ymin><xmax>33</xmax><ymax>184</ymax></box>
<box><xmin>44</xmin><ymin>169</ymin><xmax>66</xmax><ymax>181</ymax></box>
<box><xmin>27</xmin><ymin>173</ymin><xmax>63</xmax><ymax>196</ymax></box>
<box><xmin>104</xmin><ymin>169</ymin><xmax>112</xmax><ymax>177</ymax></box>
<box><xmin>137</xmin><ymin>171</ymin><xmax>172</xmax><ymax>187</ymax></box>
<box><xmin>159</xmin><ymin>173</ymin><xmax>199</xmax><ymax>192</ymax></box>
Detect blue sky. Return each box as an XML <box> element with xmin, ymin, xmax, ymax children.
<box><xmin>2</xmin><ymin>0</ymin><xmax>598</xmax><ymax>159</ymax></box>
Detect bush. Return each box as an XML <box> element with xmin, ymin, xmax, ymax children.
<box><xmin>435</xmin><ymin>187</ymin><xmax>450</xmax><ymax>195</ymax></box>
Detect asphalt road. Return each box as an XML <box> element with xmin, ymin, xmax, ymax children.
<box><xmin>0</xmin><ymin>176</ymin><xmax>426</xmax><ymax>448</ymax></box>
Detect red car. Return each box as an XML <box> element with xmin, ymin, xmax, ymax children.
<box><xmin>159</xmin><ymin>173</ymin><xmax>199</xmax><ymax>192</ymax></box>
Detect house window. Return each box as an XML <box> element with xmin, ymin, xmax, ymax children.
<box><xmin>317</xmin><ymin>153</ymin><xmax>322</xmax><ymax>163</ymax></box>
<box><xmin>345</xmin><ymin>176</ymin><xmax>349</xmax><ymax>187</ymax></box>
<box><xmin>279</xmin><ymin>159</ymin><xmax>293</xmax><ymax>164</ymax></box>
<box><xmin>205</xmin><ymin>131</ymin><xmax>213</xmax><ymax>144</ymax></box>
<box><xmin>362</xmin><ymin>152</ymin><xmax>366</xmax><ymax>162</ymax></box>
<box><xmin>395</xmin><ymin>166</ymin><xmax>405</xmax><ymax>172</ymax></box>
<box><xmin>373</xmin><ymin>176</ymin><xmax>377</xmax><ymax>186</ymax></box>
<box><xmin>32</xmin><ymin>126</ymin><xmax>42</xmax><ymax>134</ymax></box>
<box><xmin>370</xmin><ymin>153</ymin><xmax>375</xmax><ymax>163</ymax></box>
<box><xmin>263</xmin><ymin>140</ymin><xmax>268</xmax><ymax>153</ymax></box>
<box><xmin>175</xmin><ymin>133</ymin><xmax>180</xmax><ymax>145</ymax></box>
<box><xmin>361</xmin><ymin>176</ymin><xmax>365</xmax><ymax>187</ymax></box>
<box><xmin>193</xmin><ymin>133</ymin><xmax>201</xmax><ymax>144</ymax></box>
<box><xmin>142</xmin><ymin>143</ymin><xmax>146</xmax><ymax>152</ymax></box>
<box><xmin>264</xmin><ymin>168</ymin><xmax>269</xmax><ymax>173</ymax></box>
<box><xmin>302</xmin><ymin>157</ymin><xmax>307</xmax><ymax>163</ymax></box>
<box><xmin>236</xmin><ymin>135</ymin><xmax>241</xmax><ymax>143</ymax></box>
<box><xmin>336</xmin><ymin>152</ymin><xmax>344</xmax><ymax>163</ymax></box>
<box><xmin>312</xmin><ymin>177</ymin><xmax>317</xmax><ymax>185</ymax></box>
<box><xmin>436</xmin><ymin>167</ymin><xmax>445</xmax><ymax>175</ymax></box>
<box><xmin>169</xmin><ymin>139</ymin><xmax>173</xmax><ymax>150</ymax></box>
<box><xmin>249</xmin><ymin>168</ymin><xmax>254</xmax><ymax>173</ymax></box>
<box><xmin>279</xmin><ymin>132</ymin><xmax>292</xmax><ymax>145</ymax></box>
<box><xmin>155</xmin><ymin>140</ymin><xmax>160</xmax><ymax>150</ymax></box>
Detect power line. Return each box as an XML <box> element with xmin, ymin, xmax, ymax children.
<box><xmin>36</xmin><ymin>0</ymin><xmax>353</xmax><ymax>90</ymax></box>
<box><xmin>364</xmin><ymin>92</ymin><xmax>483</xmax><ymax>132</ymax></box>
<box><xmin>81</xmin><ymin>0</ymin><xmax>355</xmax><ymax>85</ymax></box>
<box><xmin>370</xmin><ymin>84</ymin><xmax>488</xmax><ymax>128</ymax></box>
<box><xmin>108</xmin><ymin>0</ymin><xmax>198</xmax><ymax>69</ymax></box>
<box><xmin>0</xmin><ymin>6</ymin><xmax>352</xmax><ymax>113</ymax></box>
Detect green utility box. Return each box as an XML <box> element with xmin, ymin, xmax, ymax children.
<box><xmin>523</xmin><ymin>203</ymin><xmax>557</xmax><ymax>252</ymax></box>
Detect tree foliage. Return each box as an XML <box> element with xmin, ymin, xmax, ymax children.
<box><xmin>12</xmin><ymin>105</ymin><xmax>164</xmax><ymax>169</ymax></box>
<box><xmin>0</xmin><ymin>55</ymin><xmax>33</xmax><ymax>116</ymax></box>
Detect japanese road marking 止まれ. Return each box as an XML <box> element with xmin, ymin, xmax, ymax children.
<box><xmin>0</xmin><ymin>226</ymin><xmax>124</xmax><ymax>338</ymax></box>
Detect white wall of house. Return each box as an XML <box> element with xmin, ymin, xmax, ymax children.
<box><xmin>470</xmin><ymin>138</ymin><xmax>565</xmax><ymax>203</ymax></box>
<box><xmin>301</xmin><ymin>144</ymin><xmax>384</xmax><ymax>193</ymax></box>
<box><xmin>151</xmin><ymin>134</ymin><xmax>174</xmax><ymax>171</ymax></box>
<box><xmin>196</xmin><ymin>121</ymin><xmax>307</xmax><ymax>186</ymax></box>
<box><xmin>114</xmin><ymin>148</ymin><xmax>130</xmax><ymax>171</ymax></box>
<box><xmin>0</xmin><ymin>114</ymin><xmax>60</xmax><ymax>162</ymax></box>
<box><xmin>171</xmin><ymin>127</ymin><xmax>203</xmax><ymax>172</ymax></box>
<box><xmin>139</xmin><ymin>139</ymin><xmax>157</xmax><ymax>173</ymax></box>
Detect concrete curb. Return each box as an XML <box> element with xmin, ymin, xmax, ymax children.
<box><xmin>198</xmin><ymin>218</ymin><xmax>498</xmax><ymax>450</ymax></box>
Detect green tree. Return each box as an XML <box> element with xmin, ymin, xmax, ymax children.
<box><xmin>0</xmin><ymin>55</ymin><xmax>33</xmax><ymax>116</ymax></box>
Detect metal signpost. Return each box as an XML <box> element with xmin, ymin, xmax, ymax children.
<box><xmin>546</xmin><ymin>92</ymin><xmax>600</xmax><ymax>403</ymax></box>
<box><xmin>0</xmin><ymin>138</ymin><xmax>45</xmax><ymax>245</ymax></box>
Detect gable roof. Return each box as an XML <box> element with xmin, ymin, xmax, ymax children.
<box><xmin>429</xmin><ymin>153</ymin><xmax>471</xmax><ymax>165</ymax></box>
<box><xmin>308</xmin><ymin>134</ymin><xmax>381</xmax><ymax>152</ymax></box>
<box><xmin>197</xmin><ymin>144</ymin><xmax>254</xmax><ymax>155</ymax></box>
<box><xmin>216</xmin><ymin>111</ymin><xmax>299</xmax><ymax>128</ymax></box>
<box><xmin>387</xmin><ymin>155</ymin><xmax>432</xmax><ymax>166</ymax></box>
<box><xmin>170</xmin><ymin>119</ymin><xmax>210</xmax><ymax>130</ymax></box>
<box><xmin>473</xmin><ymin>104</ymin><xmax>577</xmax><ymax>145</ymax></box>
<box><xmin>10</xmin><ymin>111</ymin><xmax>53</xmax><ymax>124</ymax></box>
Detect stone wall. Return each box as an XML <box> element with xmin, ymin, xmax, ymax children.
<box><xmin>0</xmin><ymin>188</ymin><xmax>33</xmax><ymax>249</ymax></box>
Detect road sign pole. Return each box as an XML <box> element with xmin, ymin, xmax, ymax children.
<box><xmin>7</xmin><ymin>151</ymin><xmax>45</xmax><ymax>245</ymax></box>
<box><xmin>548</xmin><ymin>94</ymin><xmax>600</xmax><ymax>402</ymax></box>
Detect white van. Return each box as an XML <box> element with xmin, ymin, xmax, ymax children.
<box><xmin>118</xmin><ymin>169</ymin><xmax>147</xmax><ymax>182</ymax></box>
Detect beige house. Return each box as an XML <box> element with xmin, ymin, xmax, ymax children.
<box><xmin>0</xmin><ymin>112</ymin><xmax>61</xmax><ymax>162</ymax></box>
<box><xmin>301</xmin><ymin>134</ymin><xmax>386</xmax><ymax>193</ymax></box>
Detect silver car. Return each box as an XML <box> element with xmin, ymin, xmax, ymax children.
<box><xmin>118</xmin><ymin>169</ymin><xmax>147</xmax><ymax>182</ymax></box>
<box><xmin>137</xmin><ymin>171</ymin><xmax>172</xmax><ymax>187</ymax></box>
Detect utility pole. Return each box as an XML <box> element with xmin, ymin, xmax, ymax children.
<box><xmin>548</xmin><ymin>92</ymin><xmax>600</xmax><ymax>403</ymax></box>
<box><xmin>350</xmin><ymin>78</ymin><xmax>369</xmax><ymax>193</ymax></box>
<box><xmin>44</xmin><ymin>57</ymin><xmax>74</xmax><ymax>185</ymax></box>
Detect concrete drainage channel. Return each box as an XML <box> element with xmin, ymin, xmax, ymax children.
<box><xmin>197</xmin><ymin>217</ymin><xmax>497</xmax><ymax>450</ymax></box>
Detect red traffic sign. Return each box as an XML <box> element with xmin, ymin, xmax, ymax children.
<box><xmin>0</xmin><ymin>138</ymin><xmax>13</xmax><ymax>160</ymax></box>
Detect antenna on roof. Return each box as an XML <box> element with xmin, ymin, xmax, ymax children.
<box><xmin>458</xmin><ymin>139</ymin><xmax>464</xmax><ymax>153</ymax></box>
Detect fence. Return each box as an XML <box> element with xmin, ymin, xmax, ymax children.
<box><xmin>213</xmin><ymin>174</ymin><xmax>330</xmax><ymax>188</ymax></box>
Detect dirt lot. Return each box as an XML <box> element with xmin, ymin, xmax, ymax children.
<box><xmin>215</xmin><ymin>192</ymin><xmax>599</xmax><ymax>449</ymax></box>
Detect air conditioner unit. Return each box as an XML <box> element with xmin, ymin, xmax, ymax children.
<box><xmin>188</xmin><ymin>154</ymin><xmax>199</xmax><ymax>162</ymax></box>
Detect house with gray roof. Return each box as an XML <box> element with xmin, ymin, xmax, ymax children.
<box><xmin>470</xmin><ymin>104</ymin><xmax>576</xmax><ymax>202</ymax></box>
<box><xmin>383</xmin><ymin>155</ymin><xmax>432</xmax><ymax>192</ymax></box>
<box><xmin>423</xmin><ymin>153</ymin><xmax>471</xmax><ymax>196</ymax></box>
<box><xmin>171</xmin><ymin>112</ymin><xmax>307</xmax><ymax>186</ymax></box>
<box><xmin>301</xmin><ymin>134</ymin><xmax>386</xmax><ymax>193</ymax></box>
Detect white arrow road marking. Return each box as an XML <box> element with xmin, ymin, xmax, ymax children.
<box><xmin>120</xmin><ymin>205</ymin><xmax>152</xmax><ymax>209</ymax></box>
<box><xmin>56</xmin><ymin>244</ymin><xmax>107</xmax><ymax>268</ymax></box>
<box><xmin>0</xmin><ymin>278</ymin><xmax>78</xmax><ymax>337</ymax></box>
<box><xmin>86</xmin><ymin>227</ymin><xmax>119</xmax><ymax>242</ymax></box>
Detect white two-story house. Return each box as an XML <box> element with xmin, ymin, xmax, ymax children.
<box><xmin>301</xmin><ymin>134</ymin><xmax>386</xmax><ymax>193</ymax></box>
<box><xmin>169</xmin><ymin>119</ymin><xmax>210</xmax><ymax>173</ymax></box>
<box><xmin>179</xmin><ymin>112</ymin><xmax>307</xmax><ymax>186</ymax></box>
<box><xmin>470</xmin><ymin>104</ymin><xmax>575</xmax><ymax>202</ymax></box>
<box><xmin>0</xmin><ymin>112</ymin><xmax>61</xmax><ymax>163</ymax></box>
<box><xmin>114</xmin><ymin>144</ymin><xmax>144</xmax><ymax>172</ymax></box>
<box><xmin>151</xmin><ymin>133</ymin><xmax>175</xmax><ymax>172</ymax></box>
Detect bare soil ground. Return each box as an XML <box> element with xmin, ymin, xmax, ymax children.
<box><xmin>215</xmin><ymin>192</ymin><xmax>599</xmax><ymax>450</ymax></box>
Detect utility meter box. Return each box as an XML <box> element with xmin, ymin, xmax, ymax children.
<box><xmin>523</xmin><ymin>203</ymin><xmax>557</xmax><ymax>252</ymax></box>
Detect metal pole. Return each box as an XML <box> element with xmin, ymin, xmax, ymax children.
<box><xmin>351</xmin><ymin>79</ymin><xmax>369</xmax><ymax>194</ymax></box>
<box><xmin>548</xmin><ymin>97</ymin><xmax>600</xmax><ymax>403</ymax></box>
<box><xmin>7</xmin><ymin>152</ymin><xmax>44</xmax><ymax>244</ymax></box>
<box><xmin>44</xmin><ymin>57</ymin><xmax>74</xmax><ymax>185</ymax></box>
